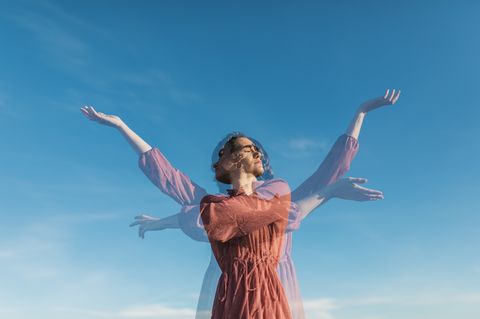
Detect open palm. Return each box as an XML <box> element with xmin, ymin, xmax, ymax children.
<box><xmin>328</xmin><ymin>177</ymin><xmax>384</xmax><ymax>201</ymax></box>
<box><xmin>80</xmin><ymin>106</ymin><xmax>123</xmax><ymax>128</ymax></box>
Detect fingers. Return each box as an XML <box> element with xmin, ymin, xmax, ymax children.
<box><xmin>383</xmin><ymin>88</ymin><xmax>401</xmax><ymax>104</ymax></box>
<box><xmin>134</xmin><ymin>214</ymin><xmax>157</xmax><ymax>220</ymax></box>
<box><xmin>80</xmin><ymin>106</ymin><xmax>101</xmax><ymax>121</ymax></box>
<box><xmin>80</xmin><ymin>106</ymin><xmax>94</xmax><ymax>119</ymax></box>
<box><xmin>355</xmin><ymin>185</ymin><xmax>383</xmax><ymax>195</ymax></box>
<box><xmin>392</xmin><ymin>90</ymin><xmax>401</xmax><ymax>104</ymax></box>
<box><xmin>351</xmin><ymin>184</ymin><xmax>384</xmax><ymax>201</ymax></box>
<box><xmin>345</xmin><ymin>177</ymin><xmax>384</xmax><ymax>196</ymax></box>
<box><xmin>130</xmin><ymin>215</ymin><xmax>149</xmax><ymax>227</ymax></box>
<box><xmin>357</xmin><ymin>193</ymin><xmax>384</xmax><ymax>201</ymax></box>
<box><xmin>348</xmin><ymin>177</ymin><xmax>368</xmax><ymax>184</ymax></box>
<box><xmin>86</xmin><ymin>106</ymin><xmax>100</xmax><ymax>118</ymax></box>
<box><xmin>80</xmin><ymin>108</ymin><xmax>93</xmax><ymax>119</ymax></box>
<box><xmin>389</xmin><ymin>90</ymin><xmax>395</xmax><ymax>101</ymax></box>
<box><xmin>89</xmin><ymin>106</ymin><xmax>98</xmax><ymax>115</ymax></box>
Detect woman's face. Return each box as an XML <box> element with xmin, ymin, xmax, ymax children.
<box><xmin>214</xmin><ymin>137</ymin><xmax>264</xmax><ymax>184</ymax></box>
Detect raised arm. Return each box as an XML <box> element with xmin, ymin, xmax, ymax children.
<box><xmin>291</xmin><ymin>134</ymin><xmax>359</xmax><ymax>217</ymax></box>
<box><xmin>80</xmin><ymin>106</ymin><xmax>207</xmax><ymax>206</ymax></box>
<box><xmin>346</xmin><ymin>89</ymin><xmax>401</xmax><ymax>139</ymax></box>
<box><xmin>81</xmin><ymin>106</ymin><xmax>152</xmax><ymax>155</ymax></box>
<box><xmin>292</xmin><ymin>89</ymin><xmax>400</xmax><ymax>219</ymax></box>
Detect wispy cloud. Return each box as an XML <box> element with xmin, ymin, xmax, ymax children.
<box><xmin>272</xmin><ymin>136</ymin><xmax>329</xmax><ymax>159</ymax></box>
<box><xmin>41</xmin><ymin>63</ymin><xmax>201</xmax><ymax>117</ymax></box>
<box><xmin>118</xmin><ymin>71</ymin><xmax>174</xmax><ymax>88</ymax></box>
<box><xmin>2</xmin><ymin>2</ymin><xmax>201</xmax><ymax>117</ymax></box>
<box><xmin>0</xmin><ymin>212</ymin><xmax>120</xmax><ymax>279</ymax></box>
<box><xmin>302</xmin><ymin>297</ymin><xmax>390</xmax><ymax>319</ymax></box>
<box><xmin>303</xmin><ymin>298</ymin><xmax>337</xmax><ymax>319</ymax></box>
<box><xmin>54</xmin><ymin>303</ymin><xmax>196</xmax><ymax>318</ymax></box>
<box><xmin>0</xmin><ymin>223</ymin><xmax>70</xmax><ymax>279</ymax></box>
<box><xmin>4</xmin><ymin>5</ymin><xmax>92</xmax><ymax>70</ymax></box>
<box><xmin>113</xmin><ymin>70</ymin><xmax>202</xmax><ymax>107</ymax></box>
<box><xmin>397</xmin><ymin>293</ymin><xmax>480</xmax><ymax>306</ymax></box>
<box><xmin>303</xmin><ymin>293</ymin><xmax>480</xmax><ymax>319</ymax></box>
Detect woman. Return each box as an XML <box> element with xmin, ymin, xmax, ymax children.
<box><xmin>81</xmin><ymin>89</ymin><xmax>400</xmax><ymax>318</ymax></box>
<box><xmin>199</xmin><ymin>135</ymin><xmax>294</xmax><ymax>318</ymax></box>
<box><xmin>131</xmin><ymin>133</ymin><xmax>381</xmax><ymax>319</ymax></box>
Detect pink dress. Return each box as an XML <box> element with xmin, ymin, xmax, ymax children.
<box><xmin>138</xmin><ymin>134</ymin><xmax>359</xmax><ymax>319</ymax></box>
<box><xmin>200</xmin><ymin>179</ymin><xmax>292</xmax><ymax>319</ymax></box>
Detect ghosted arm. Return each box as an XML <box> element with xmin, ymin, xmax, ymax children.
<box><xmin>346</xmin><ymin>89</ymin><xmax>401</xmax><ymax>139</ymax></box>
<box><xmin>294</xmin><ymin>177</ymin><xmax>384</xmax><ymax>218</ymax></box>
<box><xmin>129</xmin><ymin>213</ymin><xmax>180</xmax><ymax>239</ymax></box>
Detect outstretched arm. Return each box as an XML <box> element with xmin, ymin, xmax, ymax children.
<box><xmin>130</xmin><ymin>207</ymin><xmax>211</xmax><ymax>243</ymax></box>
<box><xmin>293</xmin><ymin>89</ymin><xmax>401</xmax><ymax>220</ymax></box>
<box><xmin>294</xmin><ymin>177</ymin><xmax>384</xmax><ymax>218</ymax></box>
<box><xmin>129</xmin><ymin>213</ymin><xmax>180</xmax><ymax>239</ymax></box>
<box><xmin>80</xmin><ymin>106</ymin><xmax>208</xmax><ymax>206</ymax></box>
<box><xmin>346</xmin><ymin>89</ymin><xmax>401</xmax><ymax>139</ymax></box>
<box><xmin>81</xmin><ymin>106</ymin><xmax>152</xmax><ymax>155</ymax></box>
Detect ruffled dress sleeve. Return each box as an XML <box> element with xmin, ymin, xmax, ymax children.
<box><xmin>289</xmin><ymin>134</ymin><xmax>359</xmax><ymax>225</ymax></box>
<box><xmin>138</xmin><ymin>147</ymin><xmax>208</xmax><ymax>206</ymax></box>
<box><xmin>177</xmin><ymin>205</ymin><xmax>209</xmax><ymax>242</ymax></box>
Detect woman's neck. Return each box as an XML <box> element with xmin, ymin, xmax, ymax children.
<box><xmin>230</xmin><ymin>172</ymin><xmax>257</xmax><ymax>195</ymax></box>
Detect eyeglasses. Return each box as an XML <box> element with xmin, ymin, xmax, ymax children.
<box><xmin>235</xmin><ymin>144</ymin><xmax>261</xmax><ymax>155</ymax></box>
<box><xmin>218</xmin><ymin>144</ymin><xmax>262</xmax><ymax>158</ymax></box>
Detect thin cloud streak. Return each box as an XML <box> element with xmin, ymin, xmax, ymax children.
<box><xmin>272</xmin><ymin>136</ymin><xmax>329</xmax><ymax>159</ymax></box>
<box><xmin>6</xmin><ymin>10</ymin><xmax>91</xmax><ymax>68</ymax></box>
<box><xmin>303</xmin><ymin>293</ymin><xmax>480</xmax><ymax>318</ymax></box>
<box><xmin>54</xmin><ymin>303</ymin><xmax>196</xmax><ymax>319</ymax></box>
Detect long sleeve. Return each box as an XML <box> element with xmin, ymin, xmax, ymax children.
<box><xmin>200</xmin><ymin>179</ymin><xmax>291</xmax><ymax>243</ymax></box>
<box><xmin>284</xmin><ymin>201</ymin><xmax>302</xmax><ymax>233</ymax></box>
<box><xmin>138</xmin><ymin>147</ymin><xmax>208</xmax><ymax>206</ymax></box>
<box><xmin>177</xmin><ymin>205</ymin><xmax>209</xmax><ymax>242</ymax></box>
<box><xmin>291</xmin><ymin>134</ymin><xmax>359</xmax><ymax>203</ymax></box>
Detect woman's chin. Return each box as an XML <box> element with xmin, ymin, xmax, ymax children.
<box><xmin>254</xmin><ymin>168</ymin><xmax>265</xmax><ymax>177</ymax></box>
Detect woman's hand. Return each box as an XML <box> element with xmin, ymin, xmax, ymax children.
<box><xmin>326</xmin><ymin>177</ymin><xmax>384</xmax><ymax>201</ymax></box>
<box><xmin>129</xmin><ymin>214</ymin><xmax>165</xmax><ymax>239</ymax></box>
<box><xmin>80</xmin><ymin>106</ymin><xmax>124</xmax><ymax>128</ymax></box>
<box><xmin>358</xmin><ymin>89</ymin><xmax>401</xmax><ymax>114</ymax></box>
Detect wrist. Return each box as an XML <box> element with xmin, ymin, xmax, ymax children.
<box><xmin>116</xmin><ymin>119</ymin><xmax>127</xmax><ymax>130</ymax></box>
<box><xmin>162</xmin><ymin>215</ymin><xmax>180</xmax><ymax>229</ymax></box>
<box><xmin>318</xmin><ymin>184</ymin><xmax>334</xmax><ymax>201</ymax></box>
<box><xmin>322</xmin><ymin>184</ymin><xmax>335</xmax><ymax>201</ymax></box>
<box><xmin>355</xmin><ymin>106</ymin><xmax>367</xmax><ymax>116</ymax></box>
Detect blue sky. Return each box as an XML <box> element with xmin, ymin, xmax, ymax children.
<box><xmin>0</xmin><ymin>1</ymin><xmax>479</xmax><ymax>318</ymax></box>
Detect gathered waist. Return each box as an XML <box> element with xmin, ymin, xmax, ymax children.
<box><xmin>227</xmin><ymin>252</ymin><xmax>279</xmax><ymax>266</ymax></box>
<box><xmin>216</xmin><ymin>252</ymin><xmax>281</xmax><ymax>303</ymax></box>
